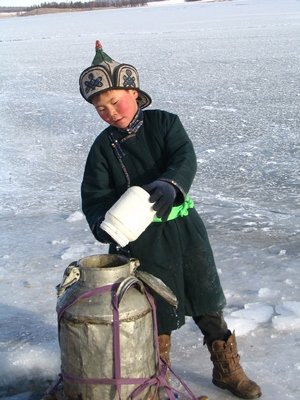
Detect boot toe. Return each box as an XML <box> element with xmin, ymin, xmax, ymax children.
<box><xmin>213</xmin><ymin>377</ymin><xmax>262</xmax><ymax>399</ymax></box>
<box><xmin>236</xmin><ymin>378</ymin><xmax>262</xmax><ymax>399</ymax></box>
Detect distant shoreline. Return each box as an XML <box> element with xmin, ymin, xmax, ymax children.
<box><xmin>0</xmin><ymin>0</ymin><xmax>228</xmax><ymax>19</ymax></box>
<box><xmin>0</xmin><ymin>7</ymin><xmax>99</xmax><ymax>19</ymax></box>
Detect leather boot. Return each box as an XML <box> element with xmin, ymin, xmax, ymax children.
<box><xmin>158</xmin><ymin>334</ymin><xmax>172</xmax><ymax>365</ymax></box>
<box><xmin>158</xmin><ymin>335</ymin><xmax>209</xmax><ymax>400</ymax></box>
<box><xmin>158</xmin><ymin>334</ymin><xmax>171</xmax><ymax>399</ymax></box>
<box><xmin>207</xmin><ymin>332</ymin><xmax>261</xmax><ymax>399</ymax></box>
<box><xmin>158</xmin><ymin>333</ymin><xmax>172</xmax><ymax>390</ymax></box>
<box><xmin>158</xmin><ymin>335</ymin><xmax>208</xmax><ymax>400</ymax></box>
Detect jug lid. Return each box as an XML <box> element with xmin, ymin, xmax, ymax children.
<box><xmin>135</xmin><ymin>271</ymin><xmax>178</xmax><ymax>308</ymax></box>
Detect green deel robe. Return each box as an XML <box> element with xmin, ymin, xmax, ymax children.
<box><xmin>81</xmin><ymin>109</ymin><xmax>226</xmax><ymax>334</ymax></box>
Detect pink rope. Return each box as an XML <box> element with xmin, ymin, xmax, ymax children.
<box><xmin>112</xmin><ymin>292</ymin><xmax>122</xmax><ymax>399</ymax></box>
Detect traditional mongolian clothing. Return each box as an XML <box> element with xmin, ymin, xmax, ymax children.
<box><xmin>81</xmin><ymin>108</ymin><xmax>226</xmax><ymax>334</ymax></box>
<box><xmin>79</xmin><ymin>42</ymin><xmax>262</xmax><ymax>399</ymax></box>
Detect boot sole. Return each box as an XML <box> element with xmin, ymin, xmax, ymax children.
<box><xmin>212</xmin><ymin>379</ymin><xmax>262</xmax><ymax>399</ymax></box>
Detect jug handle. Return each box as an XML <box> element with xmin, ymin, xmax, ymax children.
<box><xmin>129</xmin><ymin>258</ymin><xmax>140</xmax><ymax>274</ymax></box>
<box><xmin>56</xmin><ymin>261</ymin><xmax>80</xmax><ymax>297</ymax></box>
<box><xmin>115</xmin><ymin>276</ymin><xmax>144</xmax><ymax>306</ymax></box>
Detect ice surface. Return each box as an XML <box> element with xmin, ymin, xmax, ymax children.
<box><xmin>0</xmin><ymin>0</ymin><xmax>300</xmax><ymax>399</ymax></box>
<box><xmin>272</xmin><ymin>301</ymin><xmax>300</xmax><ymax>331</ymax></box>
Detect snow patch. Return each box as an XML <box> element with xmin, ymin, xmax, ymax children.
<box><xmin>272</xmin><ymin>301</ymin><xmax>300</xmax><ymax>331</ymax></box>
<box><xmin>226</xmin><ymin>303</ymin><xmax>274</xmax><ymax>336</ymax></box>
<box><xmin>224</xmin><ymin>316</ymin><xmax>258</xmax><ymax>336</ymax></box>
<box><xmin>60</xmin><ymin>244</ymin><xmax>87</xmax><ymax>260</ymax></box>
<box><xmin>231</xmin><ymin>303</ymin><xmax>274</xmax><ymax>323</ymax></box>
<box><xmin>0</xmin><ymin>344</ymin><xmax>60</xmax><ymax>387</ymax></box>
<box><xmin>258</xmin><ymin>287</ymin><xmax>280</xmax><ymax>298</ymax></box>
<box><xmin>66</xmin><ymin>211</ymin><xmax>85</xmax><ymax>222</ymax></box>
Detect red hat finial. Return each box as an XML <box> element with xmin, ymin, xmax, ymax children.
<box><xmin>95</xmin><ymin>40</ymin><xmax>102</xmax><ymax>50</ymax></box>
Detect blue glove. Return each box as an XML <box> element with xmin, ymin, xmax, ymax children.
<box><xmin>143</xmin><ymin>180</ymin><xmax>177</xmax><ymax>221</ymax></box>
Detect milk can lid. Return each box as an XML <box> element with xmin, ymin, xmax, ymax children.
<box><xmin>135</xmin><ymin>271</ymin><xmax>178</xmax><ymax>308</ymax></box>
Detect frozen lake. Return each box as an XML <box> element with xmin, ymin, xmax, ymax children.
<box><xmin>0</xmin><ymin>0</ymin><xmax>300</xmax><ymax>399</ymax></box>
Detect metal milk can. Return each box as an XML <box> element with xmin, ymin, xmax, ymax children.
<box><xmin>56</xmin><ymin>254</ymin><xmax>163</xmax><ymax>400</ymax></box>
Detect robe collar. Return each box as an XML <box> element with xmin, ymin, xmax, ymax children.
<box><xmin>118</xmin><ymin>107</ymin><xmax>143</xmax><ymax>135</ymax></box>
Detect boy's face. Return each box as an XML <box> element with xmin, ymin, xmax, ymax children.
<box><xmin>92</xmin><ymin>89</ymin><xmax>139</xmax><ymax>129</ymax></box>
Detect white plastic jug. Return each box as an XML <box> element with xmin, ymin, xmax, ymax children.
<box><xmin>100</xmin><ymin>186</ymin><xmax>156</xmax><ymax>247</ymax></box>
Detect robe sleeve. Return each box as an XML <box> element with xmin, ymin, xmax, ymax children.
<box><xmin>158</xmin><ymin>113</ymin><xmax>197</xmax><ymax>202</ymax></box>
<box><xmin>81</xmin><ymin>134</ymin><xmax>117</xmax><ymax>232</ymax></box>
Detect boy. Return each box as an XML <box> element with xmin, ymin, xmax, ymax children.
<box><xmin>79</xmin><ymin>41</ymin><xmax>261</xmax><ymax>399</ymax></box>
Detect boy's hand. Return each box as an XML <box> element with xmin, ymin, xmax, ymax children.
<box><xmin>143</xmin><ymin>180</ymin><xmax>176</xmax><ymax>221</ymax></box>
<box><xmin>95</xmin><ymin>219</ymin><xmax>117</xmax><ymax>245</ymax></box>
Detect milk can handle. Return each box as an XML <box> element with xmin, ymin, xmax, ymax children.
<box><xmin>115</xmin><ymin>276</ymin><xmax>144</xmax><ymax>305</ymax></box>
<box><xmin>129</xmin><ymin>258</ymin><xmax>140</xmax><ymax>274</ymax></box>
<box><xmin>56</xmin><ymin>261</ymin><xmax>80</xmax><ymax>297</ymax></box>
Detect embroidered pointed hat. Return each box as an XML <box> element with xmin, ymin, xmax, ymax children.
<box><xmin>79</xmin><ymin>41</ymin><xmax>152</xmax><ymax>109</ymax></box>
